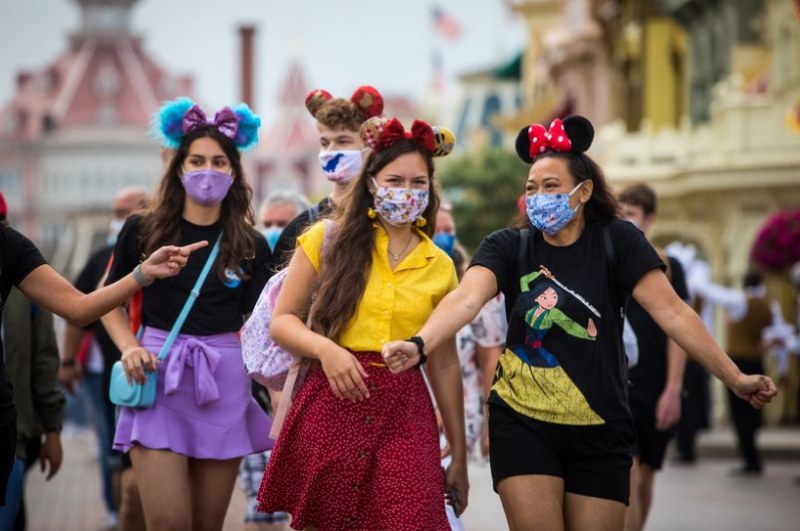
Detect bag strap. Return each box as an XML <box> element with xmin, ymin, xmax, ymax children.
<box><xmin>602</xmin><ymin>223</ymin><xmax>627</xmax><ymax>312</ymax></box>
<box><xmin>308</xmin><ymin>203</ymin><xmax>321</xmax><ymax>224</ymax></box>
<box><xmin>518</xmin><ymin>228</ymin><xmax>532</xmax><ymax>278</ymax></box>
<box><xmin>155</xmin><ymin>232</ymin><xmax>223</xmax><ymax>361</ymax></box>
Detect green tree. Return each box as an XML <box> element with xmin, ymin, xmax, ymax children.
<box><xmin>438</xmin><ymin>148</ymin><xmax>529</xmax><ymax>252</ymax></box>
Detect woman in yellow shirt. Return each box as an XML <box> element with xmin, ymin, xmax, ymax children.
<box><xmin>257</xmin><ymin>117</ymin><xmax>467</xmax><ymax>530</ymax></box>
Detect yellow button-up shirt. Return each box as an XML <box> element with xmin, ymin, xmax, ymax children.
<box><xmin>297</xmin><ymin>221</ymin><xmax>458</xmax><ymax>352</ymax></box>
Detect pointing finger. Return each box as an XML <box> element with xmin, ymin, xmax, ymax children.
<box><xmin>181</xmin><ymin>240</ymin><xmax>209</xmax><ymax>254</ymax></box>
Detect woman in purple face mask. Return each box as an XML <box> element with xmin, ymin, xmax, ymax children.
<box><xmin>382</xmin><ymin>115</ymin><xmax>777</xmax><ymax>531</ymax></box>
<box><xmin>99</xmin><ymin>99</ymin><xmax>272</xmax><ymax>531</ymax></box>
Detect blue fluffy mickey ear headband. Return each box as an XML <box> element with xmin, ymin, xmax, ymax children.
<box><xmin>152</xmin><ymin>97</ymin><xmax>261</xmax><ymax>151</ymax></box>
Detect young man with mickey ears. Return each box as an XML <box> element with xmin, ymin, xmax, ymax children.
<box><xmin>267</xmin><ymin>86</ymin><xmax>384</xmax><ymax>270</ymax></box>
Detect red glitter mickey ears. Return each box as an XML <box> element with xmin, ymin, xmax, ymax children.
<box><xmin>350</xmin><ymin>86</ymin><xmax>383</xmax><ymax>119</ymax></box>
<box><xmin>305</xmin><ymin>89</ymin><xmax>333</xmax><ymax>118</ymax></box>
<box><xmin>304</xmin><ymin>86</ymin><xmax>384</xmax><ymax>120</ymax></box>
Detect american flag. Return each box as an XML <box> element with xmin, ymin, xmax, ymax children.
<box><xmin>432</xmin><ymin>6</ymin><xmax>461</xmax><ymax>41</ymax></box>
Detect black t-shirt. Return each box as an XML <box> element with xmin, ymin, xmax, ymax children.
<box><xmin>105</xmin><ymin>215</ymin><xmax>270</xmax><ymax>335</ymax></box>
<box><xmin>471</xmin><ymin>219</ymin><xmax>664</xmax><ymax>425</ymax></box>
<box><xmin>267</xmin><ymin>197</ymin><xmax>331</xmax><ymax>272</ymax></box>
<box><xmin>0</xmin><ymin>226</ymin><xmax>48</xmax><ymax>425</ymax></box>
<box><xmin>628</xmin><ymin>255</ymin><xmax>689</xmax><ymax>400</ymax></box>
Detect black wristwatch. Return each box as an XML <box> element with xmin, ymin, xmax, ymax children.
<box><xmin>60</xmin><ymin>359</ymin><xmax>76</xmax><ymax>368</ymax></box>
<box><xmin>408</xmin><ymin>336</ymin><xmax>428</xmax><ymax>367</ymax></box>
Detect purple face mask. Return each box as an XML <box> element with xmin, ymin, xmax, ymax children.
<box><xmin>180</xmin><ymin>169</ymin><xmax>233</xmax><ymax>206</ymax></box>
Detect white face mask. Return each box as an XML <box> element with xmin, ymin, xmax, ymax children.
<box><xmin>318</xmin><ymin>150</ymin><xmax>364</xmax><ymax>183</ymax></box>
<box><xmin>108</xmin><ymin>217</ymin><xmax>125</xmax><ymax>246</ymax></box>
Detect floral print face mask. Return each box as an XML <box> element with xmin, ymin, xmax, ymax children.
<box><xmin>371</xmin><ymin>178</ymin><xmax>429</xmax><ymax>226</ymax></box>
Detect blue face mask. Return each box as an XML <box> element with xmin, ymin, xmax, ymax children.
<box><xmin>263</xmin><ymin>227</ymin><xmax>282</xmax><ymax>251</ymax></box>
<box><xmin>525</xmin><ymin>181</ymin><xmax>584</xmax><ymax>236</ymax></box>
<box><xmin>433</xmin><ymin>232</ymin><xmax>456</xmax><ymax>257</ymax></box>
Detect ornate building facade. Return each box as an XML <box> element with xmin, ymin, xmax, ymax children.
<box><xmin>507</xmin><ymin>0</ymin><xmax>800</xmax><ymax>422</ymax></box>
<box><xmin>0</xmin><ymin>0</ymin><xmax>192</xmax><ymax>273</ymax></box>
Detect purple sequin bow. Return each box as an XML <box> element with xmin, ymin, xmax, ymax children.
<box><xmin>182</xmin><ymin>104</ymin><xmax>239</xmax><ymax>139</ymax></box>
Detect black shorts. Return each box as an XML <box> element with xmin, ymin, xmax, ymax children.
<box><xmin>489</xmin><ymin>403</ymin><xmax>634</xmax><ymax>505</ymax></box>
<box><xmin>629</xmin><ymin>393</ymin><xmax>676</xmax><ymax>470</ymax></box>
<box><xmin>1</xmin><ymin>418</ymin><xmax>16</xmax><ymax>506</ymax></box>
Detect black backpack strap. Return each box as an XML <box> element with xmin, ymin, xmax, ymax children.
<box><xmin>518</xmin><ymin>228</ymin><xmax>532</xmax><ymax>278</ymax></box>
<box><xmin>602</xmin><ymin>223</ymin><xmax>628</xmax><ymax>313</ymax></box>
<box><xmin>602</xmin><ymin>224</ymin><xmax>615</xmax><ymax>267</ymax></box>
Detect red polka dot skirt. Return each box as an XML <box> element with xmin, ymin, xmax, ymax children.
<box><xmin>257</xmin><ymin>352</ymin><xmax>449</xmax><ymax>531</ymax></box>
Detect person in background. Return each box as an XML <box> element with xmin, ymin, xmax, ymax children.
<box><xmin>434</xmin><ymin>202</ymin><xmax>506</xmax><ymax>459</ymax></box>
<box><xmin>690</xmin><ymin>269</ymin><xmax>775</xmax><ymax>475</ymax></box>
<box><xmin>59</xmin><ymin>187</ymin><xmax>148</xmax><ymax>529</ymax></box>
<box><xmin>240</xmin><ymin>191</ymin><xmax>310</xmax><ymax>530</ymax></box>
<box><xmin>618</xmin><ymin>183</ymin><xmax>688</xmax><ymax>531</ymax></box>
<box><xmin>432</xmin><ymin>209</ymin><xmax>505</xmax><ymax>531</ymax></box>
<box><xmin>259</xmin><ymin>190</ymin><xmax>311</xmax><ymax>254</ymax></box>
<box><xmin>268</xmin><ymin>85</ymin><xmax>384</xmax><ymax>270</ymax></box>
<box><xmin>0</xmin><ymin>196</ymin><xmax>65</xmax><ymax>530</ymax></box>
<box><xmin>664</xmin><ymin>241</ymin><xmax>713</xmax><ymax>465</ymax></box>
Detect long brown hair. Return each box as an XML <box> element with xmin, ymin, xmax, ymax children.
<box><xmin>139</xmin><ymin>126</ymin><xmax>257</xmax><ymax>280</ymax></box>
<box><xmin>309</xmin><ymin>140</ymin><xmax>439</xmax><ymax>342</ymax></box>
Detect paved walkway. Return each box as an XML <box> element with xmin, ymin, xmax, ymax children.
<box><xmin>24</xmin><ymin>427</ymin><xmax>800</xmax><ymax>530</ymax></box>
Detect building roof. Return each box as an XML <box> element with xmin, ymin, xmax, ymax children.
<box><xmin>0</xmin><ymin>0</ymin><xmax>192</xmax><ymax>142</ymax></box>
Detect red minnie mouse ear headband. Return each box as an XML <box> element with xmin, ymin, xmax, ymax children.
<box><xmin>514</xmin><ymin>115</ymin><xmax>594</xmax><ymax>164</ymax></box>
<box><xmin>305</xmin><ymin>85</ymin><xmax>384</xmax><ymax>120</ymax></box>
<box><xmin>360</xmin><ymin>116</ymin><xmax>456</xmax><ymax>158</ymax></box>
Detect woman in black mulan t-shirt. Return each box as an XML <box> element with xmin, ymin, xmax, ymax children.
<box><xmin>100</xmin><ymin>99</ymin><xmax>271</xmax><ymax>531</ymax></box>
<box><xmin>383</xmin><ymin>116</ymin><xmax>777</xmax><ymax>530</ymax></box>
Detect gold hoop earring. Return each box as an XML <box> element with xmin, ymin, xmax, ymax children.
<box><xmin>414</xmin><ymin>217</ymin><xmax>427</xmax><ymax>228</ymax></box>
<box><xmin>367</xmin><ymin>207</ymin><xmax>377</xmax><ymax>219</ymax></box>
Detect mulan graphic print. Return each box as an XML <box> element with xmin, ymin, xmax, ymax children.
<box><xmin>471</xmin><ymin>221</ymin><xmax>664</xmax><ymax>426</ymax></box>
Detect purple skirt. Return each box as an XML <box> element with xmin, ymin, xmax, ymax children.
<box><xmin>113</xmin><ymin>327</ymin><xmax>272</xmax><ymax>459</ymax></box>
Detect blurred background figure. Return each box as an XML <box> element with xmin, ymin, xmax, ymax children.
<box><xmin>690</xmin><ymin>269</ymin><xmax>777</xmax><ymax>475</ymax></box>
<box><xmin>434</xmin><ymin>201</ymin><xmax>506</xmax><ymax>463</ymax></box>
<box><xmin>0</xmin><ymin>195</ymin><xmax>65</xmax><ymax>530</ymax></box>
<box><xmin>238</xmin><ymin>187</ymin><xmax>310</xmax><ymax>531</ymax></box>
<box><xmin>664</xmin><ymin>242</ymin><xmax>713</xmax><ymax>465</ymax></box>
<box><xmin>59</xmin><ymin>187</ymin><xmax>149</xmax><ymax>529</ymax></box>
<box><xmin>619</xmin><ymin>183</ymin><xmax>689</xmax><ymax>531</ymax></box>
<box><xmin>258</xmin><ymin>190</ymin><xmax>311</xmax><ymax>253</ymax></box>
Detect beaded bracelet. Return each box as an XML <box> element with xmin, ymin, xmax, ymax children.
<box><xmin>133</xmin><ymin>264</ymin><xmax>154</xmax><ymax>287</ymax></box>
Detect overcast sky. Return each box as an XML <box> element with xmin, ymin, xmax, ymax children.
<box><xmin>0</xmin><ymin>0</ymin><xmax>526</xmax><ymax>120</ymax></box>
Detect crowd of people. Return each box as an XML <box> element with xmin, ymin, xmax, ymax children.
<box><xmin>0</xmin><ymin>83</ymin><xmax>788</xmax><ymax>531</ymax></box>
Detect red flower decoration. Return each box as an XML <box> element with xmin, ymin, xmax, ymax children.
<box><xmin>751</xmin><ymin>209</ymin><xmax>800</xmax><ymax>271</ymax></box>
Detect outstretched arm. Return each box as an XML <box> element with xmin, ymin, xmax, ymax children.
<box><xmin>383</xmin><ymin>265</ymin><xmax>498</xmax><ymax>372</ymax></box>
<box><xmin>633</xmin><ymin>269</ymin><xmax>776</xmax><ymax>409</ymax></box>
<box><xmin>19</xmin><ymin>241</ymin><xmax>207</xmax><ymax>327</ymax></box>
